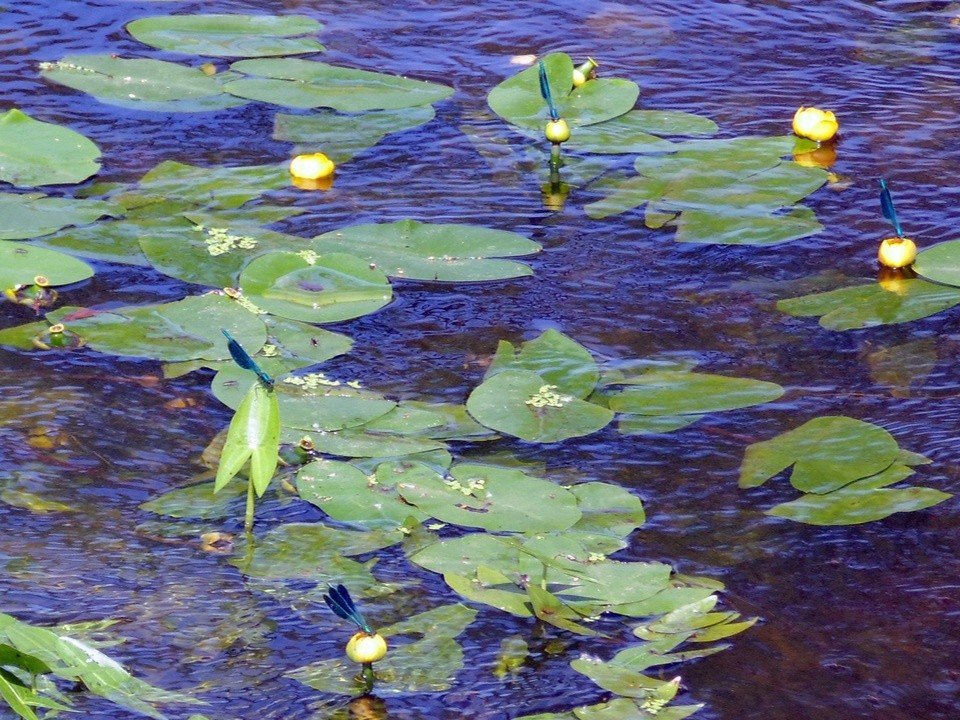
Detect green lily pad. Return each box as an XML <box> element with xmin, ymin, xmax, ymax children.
<box><xmin>140</xmin><ymin>480</ymin><xmax>248</xmax><ymax>520</ymax></box>
<box><xmin>0</xmin><ymin>243</ymin><xmax>94</xmax><ymax>288</ymax></box>
<box><xmin>127</xmin><ymin>14</ymin><xmax>325</xmax><ymax>57</ymax></box>
<box><xmin>467</xmin><ymin>368</ymin><xmax>614</xmax><ymax>443</ymax></box>
<box><xmin>739</xmin><ymin>416</ymin><xmax>900</xmax><ymax>493</ymax></box>
<box><xmin>606</xmin><ymin>371</ymin><xmax>784</xmax><ymax>416</ymax></box>
<box><xmin>274</xmin><ymin>106</ymin><xmax>435</xmax><ymax>164</ymax></box>
<box><xmin>487</xmin><ymin>329</ymin><xmax>599</xmax><ymax>399</ymax></box>
<box><xmin>0</xmin><ymin>109</ymin><xmax>102</xmax><ymax>187</ymax></box>
<box><xmin>140</xmin><ymin>217</ymin><xmax>309</xmax><ymax>288</ymax></box>
<box><xmin>766</xmin><ymin>485</ymin><xmax>952</xmax><ymax>525</ymax></box>
<box><xmin>137</xmin><ymin>160</ymin><xmax>289</xmax><ymax>210</ymax></box>
<box><xmin>672</xmin><ymin>206</ymin><xmax>822</xmax><ymax>245</ymax></box>
<box><xmin>488</xmin><ymin>53</ymin><xmax>639</xmax><ymax>131</ymax></box>
<box><xmin>293</xmin><ymin>428</ymin><xmax>446</xmax><ymax>458</ymax></box>
<box><xmin>310</xmin><ymin>219</ymin><xmax>540</xmax><ymax>283</ymax></box>
<box><xmin>566</xmin><ymin>482</ymin><xmax>646</xmax><ymax>553</ymax></box>
<box><xmin>41</xmin><ymin>55</ymin><xmax>223</xmax><ymax>104</ymax></box>
<box><xmin>297</xmin><ymin>459</ymin><xmax>430</xmax><ymax>529</ymax></box>
<box><xmin>616</xmin><ymin>413</ymin><xmax>703</xmax><ymax>436</ymax></box>
<box><xmin>777</xmin><ymin>278</ymin><xmax>960</xmax><ymax>330</ymax></box>
<box><xmin>914</xmin><ymin>238</ymin><xmax>960</xmax><ymax>287</ymax></box>
<box><xmin>233</xmin><ymin>522</ymin><xmax>400</xmax><ymax>580</ymax></box>
<box><xmin>226</xmin><ymin>58</ymin><xmax>453</xmax><ymax>111</ymax></box>
<box><xmin>258</xmin><ymin>316</ymin><xmax>354</xmax><ymax>371</ymax></box>
<box><xmin>561</xmin><ymin>110</ymin><xmax>718</xmax><ymax>155</ymax></box>
<box><xmin>585</xmin><ymin>137</ymin><xmax>826</xmax><ymax>246</ymax></box>
<box><xmin>239</xmin><ymin>250</ymin><xmax>392</xmax><ymax>323</ymax></box>
<box><xmin>213</xmin><ymin>365</ymin><xmax>397</xmax><ymax>432</ymax></box>
<box><xmin>0</xmin><ymin>193</ymin><xmax>120</xmax><ymax>240</ymax></box>
<box><xmin>47</xmin><ymin>293</ymin><xmax>265</xmax><ymax>361</ymax></box>
<box><xmin>396</xmin><ymin>463</ymin><xmax>582</xmax><ymax>533</ymax></box>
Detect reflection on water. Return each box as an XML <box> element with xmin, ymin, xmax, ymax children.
<box><xmin>2</xmin><ymin>0</ymin><xmax>960</xmax><ymax>718</ymax></box>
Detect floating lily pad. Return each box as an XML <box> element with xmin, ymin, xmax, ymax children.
<box><xmin>41</xmin><ymin>54</ymin><xmax>223</xmax><ymax>104</ymax></box>
<box><xmin>140</xmin><ymin>217</ymin><xmax>309</xmax><ymax>287</ymax></box>
<box><xmin>561</xmin><ymin>110</ymin><xmax>718</xmax><ymax>155</ymax></box>
<box><xmin>226</xmin><ymin>58</ymin><xmax>453</xmax><ymax>111</ymax></box>
<box><xmin>297</xmin><ymin>459</ymin><xmax>430</xmax><ymax>529</ymax></box>
<box><xmin>488</xmin><ymin>52</ymin><xmax>639</xmax><ymax>131</ymax></box>
<box><xmin>46</xmin><ymin>293</ymin><xmax>264</xmax><ymax>361</ymax></box>
<box><xmin>397</xmin><ymin>463</ymin><xmax>582</xmax><ymax>533</ymax></box>
<box><xmin>0</xmin><ymin>243</ymin><xmax>94</xmax><ymax>288</ymax></box>
<box><xmin>213</xmin><ymin>365</ymin><xmax>397</xmax><ymax>432</ymax></box>
<box><xmin>766</xmin><ymin>485</ymin><xmax>951</xmax><ymax>525</ymax></box>
<box><xmin>233</xmin><ymin>522</ymin><xmax>399</xmax><ymax>579</ymax></box>
<box><xmin>140</xmin><ymin>480</ymin><xmax>248</xmax><ymax>520</ymax></box>
<box><xmin>127</xmin><ymin>14</ymin><xmax>325</xmax><ymax>57</ymax></box>
<box><xmin>137</xmin><ymin>160</ymin><xmax>289</xmax><ymax>210</ymax></box>
<box><xmin>467</xmin><ymin>368</ymin><xmax>614</xmax><ymax>443</ymax></box>
<box><xmin>585</xmin><ymin>137</ymin><xmax>826</xmax><ymax>245</ymax></box>
<box><xmin>777</xmin><ymin>278</ymin><xmax>960</xmax><ymax>330</ymax></box>
<box><xmin>239</xmin><ymin>250</ymin><xmax>392</xmax><ymax>323</ymax></box>
<box><xmin>274</xmin><ymin>106</ymin><xmax>435</xmax><ymax>164</ymax></box>
<box><xmin>0</xmin><ymin>109</ymin><xmax>102</xmax><ymax>187</ymax></box>
<box><xmin>488</xmin><ymin>329</ymin><xmax>599</xmax><ymax>399</ymax></box>
<box><xmin>739</xmin><ymin>416</ymin><xmax>900</xmax><ymax>494</ymax></box>
<box><xmin>617</xmin><ymin>413</ymin><xmax>703</xmax><ymax>436</ymax></box>
<box><xmin>310</xmin><ymin>220</ymin><xmax>540</xmax><ymax>283</ymax></box>
<box><xmin>606</xmin><ymin>371</ymin><xmax>784</xmax><ymax>416</ymax></box>
<box><xmin>566</xmin><ymin>482</ymin><xmax>646</xmax><ymax>553</ymax></box>
<box><xmin>914</xmin><ymin>239</ymin><xmax>960</xmax><ymax>287</ymax></box>
<box><xmin>0</xmin><ymin>193</ymin><xmax>119</xmax><ymax>240</ymax></box>
<box><xmin>293</xmin><ymin>428</ymin><xmax>446</xmax><ymax>458</ymax></box>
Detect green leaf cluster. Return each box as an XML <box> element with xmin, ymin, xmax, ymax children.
<box><xmin>739</xmin><ymin>416</ymin><xmax>950</xmax><ymax>524</ymax></box>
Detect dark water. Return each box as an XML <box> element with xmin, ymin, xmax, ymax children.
<box><xmin>2</xmin><ymin>1</ymin><xmax>960</xmax><ymax>718</ymax></box>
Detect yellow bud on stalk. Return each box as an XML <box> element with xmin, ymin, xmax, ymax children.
<box><xmin>877</xmin><ymin>237</ymin><xmax>917</xmax><ymax>269</ymax></box>
<box><xmin>545</xmin><ymin>118</ymin><xmax>570</xmax><ymax>144</ymax></box>
<box><xmin>346</xmin><ymin>631</ymin><xmax>387</xmax><ymax>664</ymax></box>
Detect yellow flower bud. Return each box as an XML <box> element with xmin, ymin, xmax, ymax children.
<box><xmin>290</xmin><ymin>152</ymin><xmax>335</xmax><ymax>181</ymax></box>
<box><xmin>878</xmin><ymin>237</ymin><xmax>917</xmax><ymax>269</ymax></box>
<box><xmin>572</xmin><ymin>57</ymin><xmax>598</xmax><ymax>87</ymax></box>
<box><xmin>545</xmin><ymin>118</ymin><xmax>570</xmax><ymax>144</ymax></box>
<box><xmin>345</xmin><ymin>631</ymin><xmax>387</xmax><ymax>664</ymax></box>
<box><xmin>792</xmin><ymin>106</ymin><xmax>839</xmax><ymax>142</ymax></box>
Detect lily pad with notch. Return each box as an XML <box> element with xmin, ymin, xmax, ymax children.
<box><xmin>467</xmin><ymin>368</ymin><xmax>615</xmax><ymax>443</ymax></box>
<box><xmin>488</xmin><ymin>52</ymin><xmax>639</xmax><ymax>132</ymax></box>
<box><xmin>487</xmin><ymin>329</ymin><xmax>599</xmax><ymax>399</ymax></box>
<box><xmin>310</xmin><ymin>219</ymin><xmax>540</xmax><ymax>283</ymax></box>
<box><xmin>239</xmin><ymin>250</ymin><xmax>393</xmax><ymax>323</ymax></box>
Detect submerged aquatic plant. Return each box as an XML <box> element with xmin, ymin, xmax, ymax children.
<box><xmin>0</xmin><ymin>613</ymin><xmax>198</xmax><ymax>719</ymax></box>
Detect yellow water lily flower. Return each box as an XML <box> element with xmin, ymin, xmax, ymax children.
<box><xmin>878</xmin><ymin>236</ymin><xmax>917</xmax><ymax>269</ymax></box>
<box><xmin>290</xmin><ymin>152</ymin><xmax>335</xmax><ymax>181</ymax></box>
<box><xmin>792</xmin><ymin>106</ymin><xmax>839</xmax><ymax>142</ymax></box>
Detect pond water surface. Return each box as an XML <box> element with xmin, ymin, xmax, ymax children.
<box><xmin>2</xmin><ymin>1</ymin><xmax>960</xmax><ymax>719</ymax></box>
